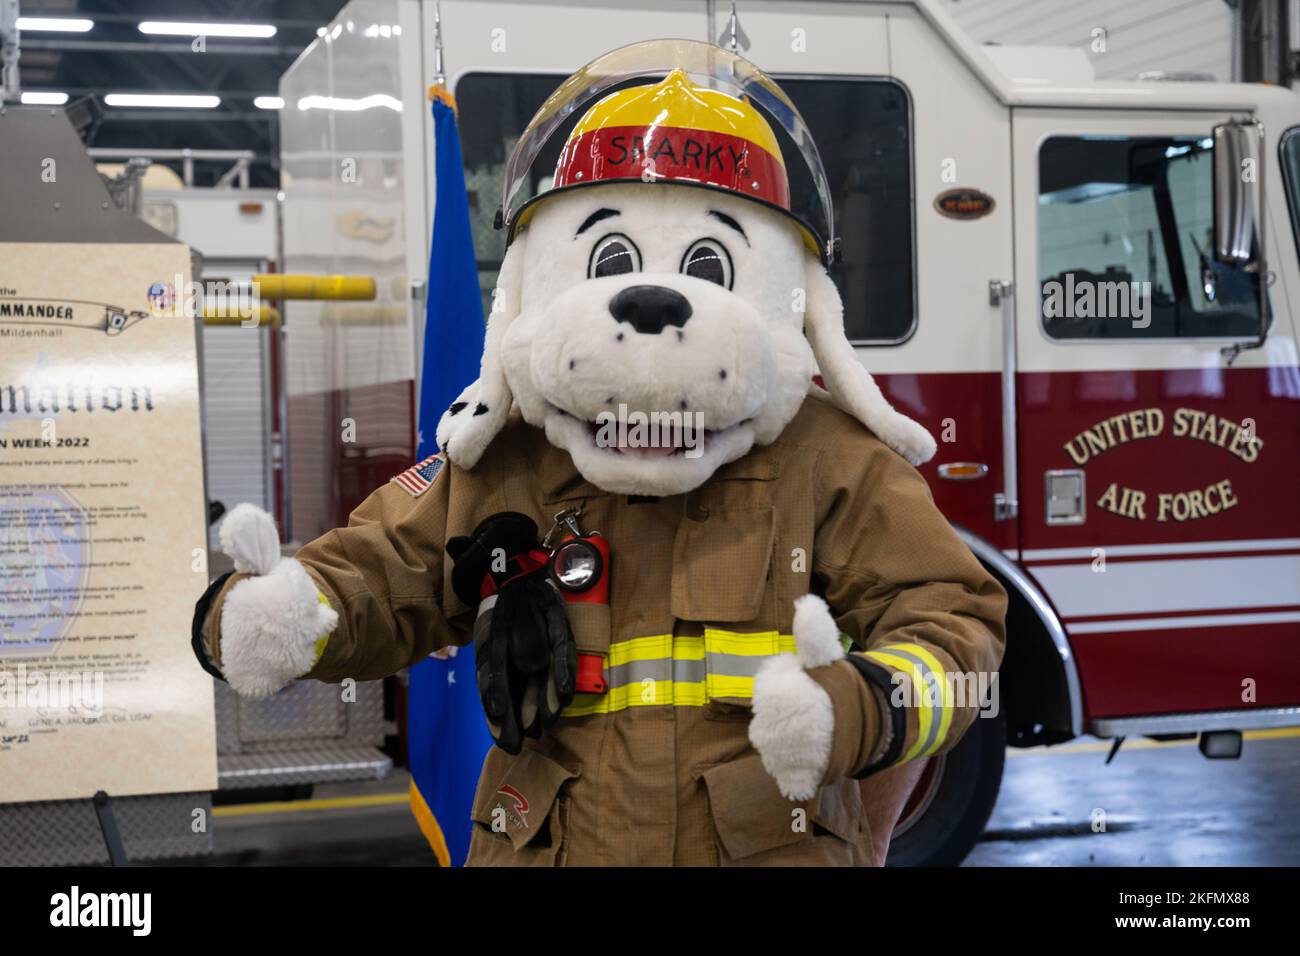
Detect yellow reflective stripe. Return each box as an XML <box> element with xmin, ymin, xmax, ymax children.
<box><xmin>607</xmin><ymin>634</ymin><xmax>673</xmax><ymax>667</ymax></box>
<box><xmin>702</xmin><ymin>628</ymin><xmax>796</xmax><ymax>657</ymax></box>
<box><xmin>666</xmin><ymin>680</ymin><xmax>707</xmax><ymax>707</ymax></box>
<box><xmin>703</xmin><ymin>628</ymin><xmax>795</xmax><ymax>701</ymax></box>
<box><xmin>865</xmin><ymin>649</ymin><xmax>933</xmax><ymax>764</ymax></box>
<box><xmin>674</xmin><ymin>634</ymin><xmax>705</xmax><ymax>661</ymax></box>
<box><xmin>880</xmin><ymin>643</ymin><xmax>954</xmax><ymax>756</ymax></box>
<box><xmin>312</xmin><ymin>591</ymin><xmax>333</xmax><ymax>664</ymax></box>
<box><xmin>705</xmin><ymin>673</ymin><xmax>756</xmax><ymax>700</ymax></box>
<box><xmin>559</xmin><ymin>629</ymin><xmax>796</xmax><ymax>716</ymax></box>
<box><xmin>561</xmin><ymin>679</ymin><xmax>707</xmax><ymax>717</ymax></box>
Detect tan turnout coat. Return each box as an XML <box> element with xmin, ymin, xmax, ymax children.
<box><xmin>205</xmin><ymin>395</ymin><xmax>1007</xmax><ymax>865</ymax></box>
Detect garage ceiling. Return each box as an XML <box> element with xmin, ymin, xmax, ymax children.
<box><xmin>14</xmin><ymin>0</ymin><xmax>350</xmax><ymax>186</ymax></box>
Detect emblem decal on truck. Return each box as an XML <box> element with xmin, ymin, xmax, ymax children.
<box><xmin>933</xmin><ymin>188</ymin><xmax>995</xmax><ymax>220</ymax></box>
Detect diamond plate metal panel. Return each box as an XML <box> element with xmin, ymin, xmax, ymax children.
<box><xmin>0</xmin><ymin>792</ymin><xmax>212</xmax><ymax>866</ymax></box>
<box><xmin>211</xmin><ymin>668</ymin><xmax>388</xmax><ymax>789</ymax></box>
<box><xmin>214</xmin><ymin>676</ymin><xmax>385</xmax><ymax>755</ymax></box>
<box><xmin>236</xmin><ymin>680</ymin><xmax>348</xmax><ymax>744</ymax></box>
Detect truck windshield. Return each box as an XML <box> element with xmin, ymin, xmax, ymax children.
<box><xmin>1280</xmin><ymin>127</ymin><xmax>1300</xmax><ymax>265</ymax></box>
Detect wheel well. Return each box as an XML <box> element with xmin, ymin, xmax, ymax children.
<box><xmin>988</xmin><ymin>562</ymin><xmax>1078</xmax><ymax>747</ymax></box>
<box><xmin>954</xmin><ymin>528</ymin><xmax>1081</xmax><ymax>747</ymax></box>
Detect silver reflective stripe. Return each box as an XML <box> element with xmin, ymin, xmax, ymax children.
<box><xmin>606</xmin><ymin>656</ymin><xmax>706</xmax><ymax>688</ymax></box>
<box><xmin>704</xmin><ymin>650</ymin><xmax>771</xmax><ymax>679</ymax></box>
<box><xmin>565</xmin><ymin>631</ymin><xmax>795</xmax><ymax>713</ymax></box>
<box><xmin>877</xmin><ymin>645</ymin><xmax>944</xmax><ymax>757</ymax></box>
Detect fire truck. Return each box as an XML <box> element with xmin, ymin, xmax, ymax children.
<box><xmin>278</xmin><ymin>0</ymin><xmax>1300</xmax><ymax>864</ymax></box>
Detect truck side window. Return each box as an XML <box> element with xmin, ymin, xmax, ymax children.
<box><xmin>456</xmin><ymin>74</ymin><xmax>915</xmax><ymax>344</ymax></box>
<box><xmin>1278</xmin><ymin>127</ymin><xmax>1300</xmax><ymax>263</ymax></box>
<box><xmin>780</xmin><ymin>78</ymin><xmax>914</xmax><ymax>343</ymax></box>
<box><xmin>1038</xmin><ymin>135</ymin><xmax>1261</xmax><ymax>339</ymax></box>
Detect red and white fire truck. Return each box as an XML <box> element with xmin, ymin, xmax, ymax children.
<box><xmin>279</xmin><ymin>0</ymin><xmax>1300</xmax><ymax>864</ymax></box>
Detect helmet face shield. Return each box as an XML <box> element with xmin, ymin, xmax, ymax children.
<box><xmin>497</xmin><ymin>38</ymin><xmax>836</xmax><ymax>262</ymax></box>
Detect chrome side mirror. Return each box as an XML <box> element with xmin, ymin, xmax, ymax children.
<box><xmin>1213</xmin><ymin>121</ymin><xmax>1261</xmax><ymax>266</ymax></box>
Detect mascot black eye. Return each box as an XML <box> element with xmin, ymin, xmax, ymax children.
<box><xmin>680</xmin><ymin>238</ymin><xmax>733</xmax><ymax>289</ymax></box>
<box><xmin>588</xmin><ymin>233</ymin><xmax>642</xmax><ymax>279</ymax></box>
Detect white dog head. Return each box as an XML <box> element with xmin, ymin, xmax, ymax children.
<box><xmin>436</xmin><ymin>60</ymin><xmax>933</xmax><ymax>496</ymax></box>
<box><xmin>436</xmin><ymin>179</ymin><xmax>934</xmax><ymax>496</ymax></box>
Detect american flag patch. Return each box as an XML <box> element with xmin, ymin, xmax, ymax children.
<box><xmin>391</xmin><ymin>454</ymin><xmax>444</xmax><ymax>497</ymax></box>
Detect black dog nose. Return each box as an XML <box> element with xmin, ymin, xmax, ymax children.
<box><xmin>609</xmin><ymin>285</ymin><xmax>693</xmax><ymax>335</ymax></box>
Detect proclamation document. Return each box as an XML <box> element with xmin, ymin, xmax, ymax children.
<box><xmin>0</xmin><ymin>242</ymin><xmax>217</xmax><ymax>803</ymax></box>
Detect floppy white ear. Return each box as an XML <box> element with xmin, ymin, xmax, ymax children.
<box><xmin>434</xmin><ymin>234</ymin><xmax>527</xmax><ymax>468</ymax></box>
<box><xmin>803</xmin><ymin>260</ymin><xmax>936</xmax><ymax>466</ymax></box>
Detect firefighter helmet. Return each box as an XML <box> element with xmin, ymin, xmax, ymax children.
<box><xmin>498</xmin><ymin>39</ymin><xmax>834</xmax><ymax>262</ymax></box>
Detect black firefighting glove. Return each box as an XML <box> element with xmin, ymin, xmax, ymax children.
<box><xmin>446</xmin><ymin>513</ymin><xmax>578</xmax><ymax>755</ymax></box>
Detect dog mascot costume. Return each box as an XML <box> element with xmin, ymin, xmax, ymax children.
<box><xmin>193</xmin><ymin>40</ymin><xmax>1007</xmax><ymax>867</ymax></box>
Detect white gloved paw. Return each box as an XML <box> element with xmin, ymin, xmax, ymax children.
<box><xmin>219</xmin><ymin>503</ymin><xmax>281</xmax><ymax>576</ymax></box>
<box><xmin>749</xmin><ymin>594</ymin><xmax>845</xmax><ymax>801</ymax></box>
<box><xmin>219</xmin><ymin>557</ymin><xmax>338</xmax><ymax>698</ymax></box>
<box><xmin>435</xmin><ymin>378</ymin><xmax>510</xmax><ymax>470</ymax></box>
<box><xmin>791</xmin><ymin>593</ymin><xmax>848</xmax><ymax>667</ymax></box>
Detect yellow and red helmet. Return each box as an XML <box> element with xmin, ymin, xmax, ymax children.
<box><xmin>499</xmin><ymin>39</ymin><xmax>834</xmax><ymax>262</ymax></box>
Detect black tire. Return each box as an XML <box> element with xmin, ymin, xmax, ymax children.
<box><xmin>886</xmin><ymin>705</ymin><xmax>1005</xmax><ymax>866</ymax></box>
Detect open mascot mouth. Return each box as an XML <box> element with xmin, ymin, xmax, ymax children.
<box><xmin>549</xmin><ymin>405</ymin><xmax>752</xmax><ymax>459</ymax></box>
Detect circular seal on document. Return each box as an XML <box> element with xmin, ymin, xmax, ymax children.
<box><xmin>147</xmin><ymin>281</ymin><xmax>176</xmax><ymax>315</ymax></box>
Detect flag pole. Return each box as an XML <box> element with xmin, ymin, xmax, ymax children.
<box><xmin>409</xmin><ymin>0</ymin><xmax>490</xmax><ymax>867</ymax></box>
<box><xmin>433</xmin><ymin>1</ymin><xmax>446</xmax><ymax>87</ymax></box>
<box><xmin>428</xmin><ymin>2</ymin><xmax>455</xmax><ymax>113</ymax></box>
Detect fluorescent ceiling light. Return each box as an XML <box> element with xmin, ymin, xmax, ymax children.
<box><xmin>17</xmin><ymin>17</ymin><xmax>94</xmax><ymax>32</ymax></box>
<box><xmin>296</xmin><ymin>93</ymin><xmax>402</xmax><ymax>113</ymax></box>
<box><xmin>254</xmin><ymin>96</ymin><xmax>284</xmax><ymax>110</ymax></box>
<box><xmin>21</xmin><ymin>91</ymin><xmax>70</xmax><ymax>105</ymax></box>
<box><xmin>138</xmin><ymin>21</ymin><xmax>276</xmax><ymax>39</ymax></box>
<box><xmin>104</xmin><ymin>93</ymin><xmax>221</xmax><ymax>109</ymax></box>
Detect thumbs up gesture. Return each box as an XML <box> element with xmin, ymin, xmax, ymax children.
<box><xmin>748</xmin><ymin>594</ymin><xmax>846</xmax><ymax>801</ymax></box>
<box><xmin>215</xmin><ymin>504</ymin><xmax>338</xmax><ymax>699</ymax></box>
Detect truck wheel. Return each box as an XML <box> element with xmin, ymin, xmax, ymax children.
<box><xmin>885</xmin><ymin>705</ymin><xmax>1005</xmax><ymax>866</ymax></box>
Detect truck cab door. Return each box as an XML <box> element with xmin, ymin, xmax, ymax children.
<box><xmin>1009</xmin><ymin>107</ymin><xmax>1300</xmax><ymax>722</ymax></box>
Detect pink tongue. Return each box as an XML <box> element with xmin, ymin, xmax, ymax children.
<box><xmin>629</xmin><ymin>443</ymin><xmax>680</xmax><ymax>457</ymax></box>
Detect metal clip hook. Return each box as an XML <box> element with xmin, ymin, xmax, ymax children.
<box><xmin>542</xmin><ymin>506</ymin><xmax>584</xmax><ymax>550</ymax></box>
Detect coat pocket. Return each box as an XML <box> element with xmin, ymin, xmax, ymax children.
<box><xmin>672</xmin><ymin>506</ymin><xmax>780</xmax><ymax>709</ymax></box>
<box><xmin>701</xmin><ymin>755</ymin><xmax>860</xmax><ymax>866</ymax></box>
<box><xmin>467</xmin><ymin>747</ymin><xmax>580</xmax><ymax>866</ymax></box>
<box><xmin>671</xmin><ymin>506</ymin><xmax>775</xmax><ymax>623</ymax></box>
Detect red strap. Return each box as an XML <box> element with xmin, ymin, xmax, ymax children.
<box><xmin>478</xmin><ymin>550</ymin><xmax>549</xmax><ymax>600</ymax></box>
<box><xmin>575</xmin><ymin>654</ymin><xmax>607</xmax><ymax>694</ymax></box>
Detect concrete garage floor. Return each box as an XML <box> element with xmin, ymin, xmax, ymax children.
<box><xmin>192</xmin><ymin>730</ymin><xmax>1300</xmax><ymax>866</ymax></box>
<box><xmin>968</xmin><ymin>729</ymin><xmax>1300</xmax><ymax>866</ymax></box>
